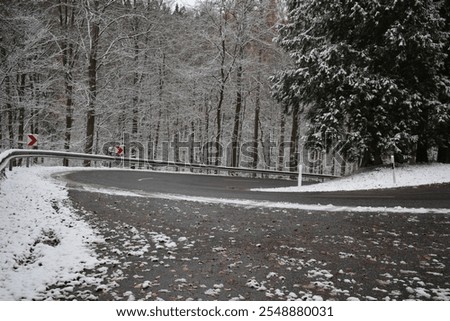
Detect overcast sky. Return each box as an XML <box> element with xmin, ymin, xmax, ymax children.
<box><xmin>176</xmin><ymin>0</ymin><xmax>199</xmax><ymax>8</ymax></box>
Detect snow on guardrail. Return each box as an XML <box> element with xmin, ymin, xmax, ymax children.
<box><xmin>0</xmin><ymin>149</ymin><xmax>339</xmax><ymax>181</ymax></box>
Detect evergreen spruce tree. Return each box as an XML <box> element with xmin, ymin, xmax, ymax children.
<box><xmin>273</xmin><ymin>0</ymin><xmax>449</xmax><ymax>166</ymax></box>
<box><xmin>436</xmin><ymin>0</ymin><xmax>450</xmax><ymax>163</ymax></box>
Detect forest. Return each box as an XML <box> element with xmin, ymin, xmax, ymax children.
<box><xmin>1</xmin><ymin>0</ymin><xmax>449</xmax><ymax>176</ymax></box>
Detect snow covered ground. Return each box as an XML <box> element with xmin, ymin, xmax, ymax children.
<box><xmin>253</xmin><ymin>163</ymin><xmax>450</xmax><ymax>193</ymax></box>
<box><xmin>0</xmin><ymin>167</ymin><xmax>103</xmax><ymax>300</ymax></box>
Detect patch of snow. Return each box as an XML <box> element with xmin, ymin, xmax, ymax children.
<box><xmin>81</xmin><ymin>185</ymin><xmax>143</xmax><ymax>198</ymax></box>
<box><xmin>414</xmin><ymin>288</ymin><xmax>431</xmax><ymax>299</ymax></box>
<box><xmin>339</xmin><ymin>252</ymin><xmax>355</xmax><ymax>259</ymax></box>
<box><xmin>142</xmin><ymin>281</ymin><xmax>152</xmax><ymax>289</ymax></box>
<box><xmin>204</xmin><ymin>288</ymin><xmax>218</xmax><ymax>296</ymax></box>
<box><xmin>253</xmin><ymin>163</ymin><xmax>450</xmax><ymax>192</ymax></box>
<box><xmin>266</xmin><ymin>272</ymin><xmax>278</xmax><ymax>279</ymax></box>
<box><xmin>400</xmin><ymin>270</ymin><xmax>418</xmax><ymax>274</ymax></box>
<box><xmin>307</xmin><ymin>269</ymin><xmax>333</xmax><ymax>279</ymax></box>
<box><xmin>431</xmin><ymin>288</ymin><xmax>450</xmax><ymax>300</ymax></box>
<box><xmin>148</xmin><ymin>232</ymin><xmax>177</xmax><ymax>250</ymax></box>
<box><xmin>109</xmin><ymin>191</ymin><xmax>450</xmax><ymax>214</ymax></box>
<box><xmin>0</xmin><ymin>167</ymin><xmax>102</xmax><ymax>300</ymax></box>
<box><xmin>246</xmin><ymin>278</ymin><xmax>260</xmax><ymax>289</ymax></box>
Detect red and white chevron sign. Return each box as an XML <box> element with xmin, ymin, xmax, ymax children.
<box><xmin>27</xmin><ymin>134</ymin><xmax>38</xmax><ymax>147</ymax></box>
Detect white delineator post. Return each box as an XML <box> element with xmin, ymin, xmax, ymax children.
<box><xmin>298</xmin><ymin>164</ymin><xmax>303</xmax><ymax>187</ymax></box>
<box><xmin>391</xmin><ymin>155</ymin><xmax>396</xmax><ymax>185</ymax></box>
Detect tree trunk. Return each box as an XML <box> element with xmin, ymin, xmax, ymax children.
<box><xmin>7</xmin><ymin>108</ymin><xmax>14</xmax><ymax>149</ymax></box>
<box><xmin>289</xmin><ymin>104</ymin><xmax>300</xmax><ymax>171</ymax></box>
<box><xmin>0</xmin><ymin>47</ymin><xmax>3</xmax><ymax>149</ymax></box>
<box><xmin>63</xmin><ymin>45</ymin><xmax>74</xmax><ymax>166</ymax></box>
<box><xmin>437</xmin><ymin>145</ymin><xmax>450</xmax><ymax>163</ymax></box>
<box><xmin>215</xmin><ymin>83</ymin><xmax>224</xmax><ymax>167</ymax></box>
<box><xmin>416</xmin><ymin>136</ymin><xmax>429</xmax><ymax>163</ymax></box>
<box><xmin>215</xmin><ymin>23</ymin><xmax>228</xmax><ymax>167</ymax></box>
<box><xmin>174</xmin><ymin>132</ymin><xmax>179</xmax><ymax>165</ymax></box>
<box><xmin>174</xmin><ymin>116</ymin><xmax>180</xmax><ymax>165</ymax></box>
<box><xmin>63</xmin><ymin>78</ymin><xmax>73</xmax><ymax>166</ymax></box>
<box><xmin>58</xmin><ymin>0</ymin><xmax>76</xmax><ymax>166</ymax></box>
<box><xmin>361</xmin><ymin>145</ymin><xmax>383</xmax><ymax>167</ymax></box>
<box><xmin>231</xmin><ymin>56</ymin><xmax>243</xmax><ymax>168</ymax></box>
<box><xmin>5</xmin><ymin>75</ymin><xmax>14</xmax><ymax>149</ymax></box>
<box><xmin>190</xmin><ymin>122</ymin><xmax>195</xmax><ymax>165</ymax></box>
<box><xmin>278</xmin><ymin>106</ymin><xmax>287</xmax><ymax>171</ymax></box>
<box><xmin>131</xmin><ymin>29</ymin><xmax>140</xmax><ymax>135</ymax></box>
<box><xmin>203</xmin><ymin>98</ymin><xmax>210</xmax><ymax>165</ymax></box>
<box><xmin>83</xmin><ymin>17</ymin><xmax>100</xmax><ymax>166</ymax></box>
<box><xmin>164</xmin><ymin>109</ymin><xmax>170</xmax><ymax>162</ymax></box>
<box><xmin>17</xmin><ymin>74</ymin><xmax>26</xmax><ymax>150</ymax></box>
<box><xmin>252</xmin><ymin>69</ymin><xmax>261</xmax><ymax>170</ymax></box>
<box><xmin>154</xmin><ymin>109</ymin><xmax>161</xmax><ymax>159</ymax></box>
<box><xmin>416</xmin><ymin>108</ymin><xmax>430</xmax><ymax>163</ymax></box>
<box><xmin>154</xmin><ymin>52</ymin><xmax>165</xmax><ymax>159</ymax></box>
<box><xmin>6</xmin><ymin>77</ymin><xmax>16</xmax><ymax>167</ymax></box>
<box><xmin>0</xmin><ymin>107</ymin><xmax>2</xmax><ymax>148</ymax></box>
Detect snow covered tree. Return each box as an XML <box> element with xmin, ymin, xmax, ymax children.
<box><xmin>0</xmin><ymin>0</ymin><xmax>60</xmax><ymax>151</ymax></box>
<box><xmin>273</xmin><ymin>0</ymin><xmax>449</xmax><ymax>166</ymax></box>
<box><xmin>436</xmin><ymin>0</ymin><xmax>450</xmax><ymax>163</ymax></box>
<box><xmin>52</xmin><ymin>0</ymin><xmax>81</xmax><ymax>165</ymax></box>
<box><xmin>1</xmin><ymin>0</ymin><xmax>285</xmax><ymax>169</ymax></box>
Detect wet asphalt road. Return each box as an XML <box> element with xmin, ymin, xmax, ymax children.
<box><xmin>64</xmin><ymin>169</ymin><xmax>450</xmax><ymax>209</ymax></box>
<box><xmin>42</xmin><ymin>169</ymin><xmax>450</xmax><ymax>301</ymax></box>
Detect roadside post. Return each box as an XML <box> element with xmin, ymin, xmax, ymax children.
<box><xmin>298</xmin><ymin>164</ymin><xmax>303</xmax><ymax>187</ymax></box>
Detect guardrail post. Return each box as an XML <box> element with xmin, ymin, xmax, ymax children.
<box><xmin>9</xmin><ymin>160</ymin><xmax>13</xmax><ymax>171</ymax></box>
<box><xmin>26</xmin><ymin>157</ymin><xmax>30</xmax><ymax>168</ymax></box>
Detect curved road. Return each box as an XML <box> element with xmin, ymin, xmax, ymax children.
<box><xmin>48</xmin><ymin>169</ymin><xmax>450</xmax><ymax>301</ymax></box>
<box><xmin>63</xmin><ymin>169</ymin><xmax>450</xmax><ymax>209</ymax></box>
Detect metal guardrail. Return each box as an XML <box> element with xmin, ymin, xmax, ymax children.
<box><xmin>0</xmin><ymin>149</ymin><xmax>118</xmax><ymax>172</ymax></box>
<box><xmin>0</xmin><ymin>149</ymin><xmax>339</xmax><ymax>181</ymax></box>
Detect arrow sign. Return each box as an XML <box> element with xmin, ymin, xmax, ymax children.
<box><xmin>27</xmin><ymin>134</ymin><xmax>38</xmax><ymax>147</ymax></box>
<box><xmin>115</xmin><ymin>146</ymin><xmax>124</xmax><ymax>156</ymax></box>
